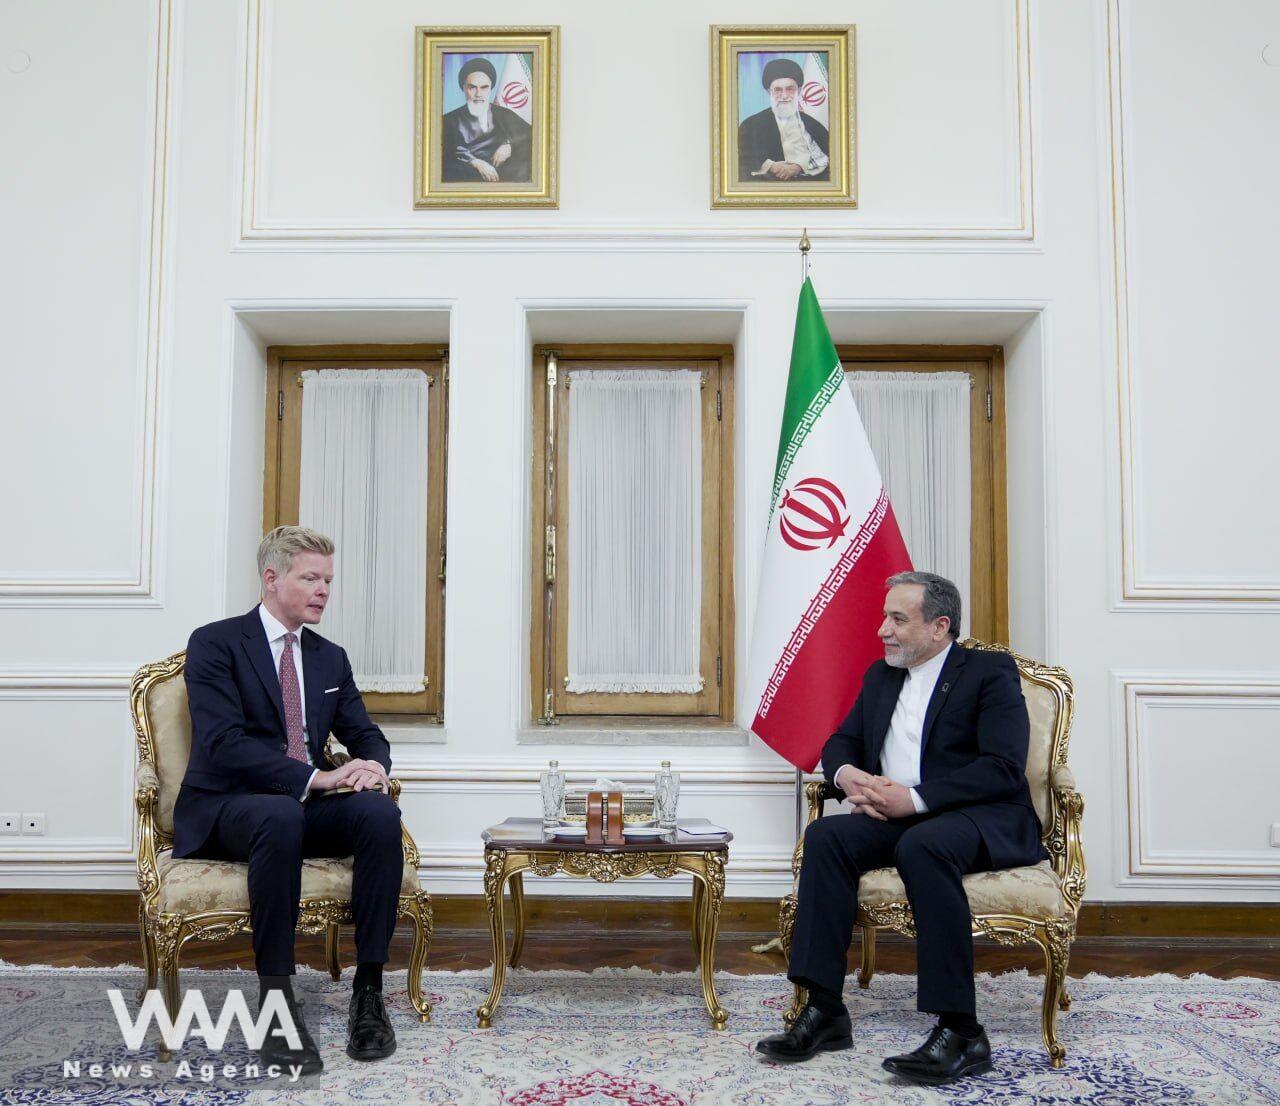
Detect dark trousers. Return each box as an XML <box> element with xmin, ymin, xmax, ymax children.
<box><xmin>788</xmin><ymin>810</ymin><xmax>992</xmax><ymax>1017</ymax></box>
<box><xmin>193</xmin><ymin>791</ymin><xmax>404</xmax><ymax>977</ymax></box>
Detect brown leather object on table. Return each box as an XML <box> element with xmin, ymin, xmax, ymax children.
<box><xmin>586</xmin><ymin>791</ymin><xmax>605</xmax><ymax>844</ymax></box>
<box><xmin>605</xmin><ymin>791</ymin><xmax>625</xmax><ymax>844</ymax></box>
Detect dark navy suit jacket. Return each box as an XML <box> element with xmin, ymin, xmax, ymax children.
<box><xmin>820</xmin><ymin>644</ymin><xmax>1045</xmax><ymax>870</ymax></box>
<box><xmin>172</xmin><ymin>608</ymin><xmax>391</xmax><ymax>859</ymax></box>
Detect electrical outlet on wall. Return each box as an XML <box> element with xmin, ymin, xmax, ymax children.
<box><xmin>0</xmin><ymin>814</ymin><xmax>18</xmax><ymax>835</ymax></box>
<box><xmin>20</xmin><ymin>813</ymin><xmax>45</xmax><ymax>836</ymax></box>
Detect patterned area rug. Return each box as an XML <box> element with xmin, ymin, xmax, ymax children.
<box><xmin>0</xmin><ymin>964</ymin><xmax>1277</xmax><ymax>1104</ymax></box>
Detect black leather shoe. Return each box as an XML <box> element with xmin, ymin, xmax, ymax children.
<box><xmin>258</xmin><ymin>995</ymin><xmax>323</xmax><ymax>1076</ymax></box>
<box><xmin>882</xmin><ymin>1024</ymin><xmax>992</xmax><ymax>1085</ymax></box>
<box><xmin>755</xmin><ymin>1003</ymin><xmax>853</xmax><ymax>1064</ymax></box>
<box><xmin>347</xmin><ymin>984</ymin><xmax>397</xmax><ymax>1061</ymax></box>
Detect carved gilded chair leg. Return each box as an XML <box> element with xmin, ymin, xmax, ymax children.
<box><xmin>777</xmin><ymin>893</ymin><xmax>796</xmax><ymax>961</ymax></box>
<box><xmin>325</xmin><ymin>923</ymin><xmax>341</xmax><ymax>981</ymax></box>
<box><xmin>151</xmin><ymin>914</ymin><xmax>183</xmax><ymax>1059</ymax></box>
<box><xmin>507</xmin><ymin>872</ymin><xmax>526</xmax><ymax>968</ymax></box>
<box><xmin>404</xmin><ymin>893</ymin><xmax>433</xmax><ymax>1023</ymax></box>
<box><xmin>778</xmin><ymin>892</ymin><xmax>803</xmax><ymax>1027</ymax></box>
<box><xmin>137</xmin><ymin>902</ymin><xmax>157</xmax><ymax>1002</ymax></box>
<box><xmin>785</xmin><ymin>984</ymin><xmax>807</xmax><ymax>1027</ymax></box>
<box><xmin>857</xmin><ymin>924</ymin><xmax>876</xmax><ymax>988</ymax></box>
<box><xmin>1059</xmin><ymin>988</ymin><xmax>1072</xmax><ymax>1011</ymax></box>
<box><xmin>1039</xmin><ymin>920</ymin><xmax>1072</xmax><ymax>1068</ymax></box>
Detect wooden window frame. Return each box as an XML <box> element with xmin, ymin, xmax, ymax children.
<box><xmin>837</xmin><ymin>344</ymin><xmax>1009</xmax><ymax>644</ymax></box>
<box><xmin>530</xmin><ymin>344</ymin><xmax>735</xmax><ymax>724</ymax></box>
<box><xmin>263</xmin><ymin>344</ymin><xmax>449</xmax><ymax>720</ymax></box>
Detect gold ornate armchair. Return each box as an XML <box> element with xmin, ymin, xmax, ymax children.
<box><xmin>130</xmin><ymin>651</ymin><xmax>433</xmax><ymax>1032</ymax></box>
<box><xmin>777</xmin><ymin>640</ymin><xmax>1085</xmax><ymax>1067</ymax></box>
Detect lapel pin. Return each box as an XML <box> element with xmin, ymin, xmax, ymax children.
<box><xmin>941</xmin><ymin>683</ymin><xmax>950</xmax><ymax>693</ymax></box>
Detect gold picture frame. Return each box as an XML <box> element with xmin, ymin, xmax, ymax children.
<box><xmin>414</xmin><ymin>26</ymin><xmax>559</xmax><ymax>208</ymax></box>
<box><xmin>711</xmin><ymin>25</ymin><xmax>856</xmax><ymax>208</ymax></box>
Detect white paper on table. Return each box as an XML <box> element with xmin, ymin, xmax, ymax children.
<box><xmin>679</xmin><ymin>818</ymin><xmax>728</xmax><ymax>836</ymax></box>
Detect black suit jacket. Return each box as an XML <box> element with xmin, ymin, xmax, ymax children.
<box><xmin>821</xmin><ymin>645</ymin><xmax>1045</xmax><ymax>869</ymax></box>
<box><xmin>737</xmin><ymin>108</ymin><xmax>831</xmax><ymax>182</ymax></box>
<box><xmin>172</xmin><ymin>608</ymin><xmax>391</xmax><ymax>858</ymax></box>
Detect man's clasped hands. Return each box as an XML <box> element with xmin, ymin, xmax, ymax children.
<box><xmin>832</xmin><ymin>765</ymin><xmax>918</xmax><ymax>820</ymax></box>
<box><xmin>311</xmin><ymin>758</ymin><xmax>390</xmax><ymax>794</ymax></box>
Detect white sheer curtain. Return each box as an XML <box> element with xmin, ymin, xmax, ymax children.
<box><xmin>566</xmin><ymin>368</ymin><xmax>704</xmax><ymax>694</ymax></box>
<box><xmin>299</xmin><ymin>369</ymin><xmax>430</xmax><ymax>692</ymax></box>
<box><xmin>846</xmin><ymin>371</ymin><xmax>972</xmax><ymax>622</ymax></box>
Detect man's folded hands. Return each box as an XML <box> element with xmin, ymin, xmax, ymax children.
<box><xmin>834</xmin><ymin>766</ymin><xmax>917</xmax><ymax>821</ymax></box>
<box><xmin>312</xmin><ymin>757</ymin><xmax>390</xmax><ymax>794</ymax></box>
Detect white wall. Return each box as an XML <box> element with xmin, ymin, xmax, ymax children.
<box><xmin>1</xmin><ymin>0</ymin><xmax>1277</xmax><ymax>900</ymax></box>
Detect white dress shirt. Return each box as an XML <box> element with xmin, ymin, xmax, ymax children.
<box><xmin>837</xmin><ymin>642</ymin><xmax>952</xmax><ymax>815</ymax></box>
<box><xmin>258</xmin><ymin>603</ymin><xmax>317</xmax><ymax>799</ymax></box>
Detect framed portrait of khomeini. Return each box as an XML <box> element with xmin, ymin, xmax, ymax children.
<box><xmin>711</xmin><ymin>26</ymin><xmax>856</xmax><ymax>208</ymax></box>
<box><xmin>414</xmin><ymin>26</ymin><xmax>559</xmax><ymax>208</ymax></box>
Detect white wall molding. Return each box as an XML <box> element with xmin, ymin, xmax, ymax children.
<box><xmin>0</xmin><ymin>0</ymin><xmax>176</xmax><ymax>607</ymax></box>
<box><xmin>0</xmin><ymin>674</ymin><xmax>136</xmax><ymax>868</ymax></box>
<box><xmin>390</xmin><ymin>747</ymin><xmax>809</xmax><ymax>786</ymax></box>
<box><xmin>1104</xmin><ymin>0</ymin><xmax>1280</xmax><ymax>608</ymax></box>
<box><xmin>1113</xmin><ymin>672</ymin><xmax>1280</xmax><ymax>889</ymax></box>
<box><xmin>0</xmin><ymin>671</ymin><xmax>133</xmax><ymax>694</ymax></box>
<box><xmin>235</xmin><ymin>0</ymin><xmax>1036</xmax><ymax>252</ymax></box>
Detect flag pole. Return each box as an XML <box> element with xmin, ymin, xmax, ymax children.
<box><xmin>750</xmin><ymin>230</ymin><xmax>816</xmax><ymax>959</ymax></box>
<box><xmin>795</xmin><ymin>228</ymin><xmax>811</xmax><ymax>842</ymax></box>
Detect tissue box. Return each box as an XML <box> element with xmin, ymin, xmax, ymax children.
<box><xmin>563</xmin><ymin>786</ymin><xmax>654</xmax><ymax>825</ymax></box>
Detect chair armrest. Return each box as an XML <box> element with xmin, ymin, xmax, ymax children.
<box><xmin>805</xmin><ymin>780</ymin><xmax>840</xmax><ymax>824</ymax></box>
<box><xmin>135</xmin><ymin>758</ymin><xmax>160</xmax><ymax>799</ymax></box>
<box><xmin>789</xmin><ymin>780</ymin><xmax>839</xmax><ymax>879</ymax></box>
<box><xmin>1050</xmin><ymin>765</ymin><xmax>1076</xmax><ymax>793</ymax></box>
<box><xmin>1049</xmin><ymin>765</ymin><xmax>1086</xmax><ymax>916</ymax></box>
<box><xmin>134</xmin><ymin>759</ymin><xmax>162</xmax><ymax>902</ymax></box>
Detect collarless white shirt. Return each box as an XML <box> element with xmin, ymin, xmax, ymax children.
<box><xmin>837</xmin><ymin>642</ymin><xmax>952</xmax><ymax>815</ymax></box>
<box><xmin>258</xmin><ymin>603</ymin><xmax>317</xmax><ymax>796</ymax></box>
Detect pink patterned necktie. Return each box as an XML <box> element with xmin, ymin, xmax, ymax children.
<box><xmin>279</xmin><ymin>632</ymin><xmax>309</xmax><ymax>763</ymax></box>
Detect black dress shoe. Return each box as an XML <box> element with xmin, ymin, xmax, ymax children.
<box><xmin>258</xmin><ymin>995</ymin><xmax>323</xmax><ymax>1076</ymax></box>
<box><xmin>755</xmin><ymin>1003</ymin><xmax>853</xmax><ymax>1064</ymax></box>
<box><xmin>882</xmin><ymin>1024</ymin><xmax>992</xmax><ymax>1085</ymax></box>
<box><xmin>347</xmin><ymin>984</ymin><xmax>397</xmax><ymax>1061</ymax></box>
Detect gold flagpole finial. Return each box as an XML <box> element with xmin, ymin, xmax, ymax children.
<box><xmin>799</xmin><ymin>228</ymin><xmax>811</xmax><ymax>255</ymax></box>
<box><xmin>799</xmin><ymin>228</ymin><xmax>811</xmax><ymax>280</ymax></box>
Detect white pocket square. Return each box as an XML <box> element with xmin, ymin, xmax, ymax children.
<box><xmin>324</xmin><ymin>687</ymin><xmax>339</xmax><ymax>694</ymax></box>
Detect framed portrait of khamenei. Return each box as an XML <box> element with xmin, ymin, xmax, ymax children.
<box><xmin>414</xmin><ymin>26</ymin><xmax>559</xmax><ymax>207</ymax></box>
<box><xmin>711</xmin><ymin>26</ymin><xmax>856</xmax><ymax>208</ymax></box>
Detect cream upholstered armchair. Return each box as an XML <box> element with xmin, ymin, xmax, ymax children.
<box><xmin>777</xmin><ymin>640</ymin><xmax>1085</xmax><ymax>1067</ymax></box>
<box><xmin>130</xmin><ymin>651</ymin><xmax>433</xmax><ymax>1027</ymax></box>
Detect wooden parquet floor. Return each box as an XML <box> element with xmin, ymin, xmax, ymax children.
<box><xmin>1</xmin><ymin>924</ymin><xmax>1276</xmax><ymax>980</ymax></box>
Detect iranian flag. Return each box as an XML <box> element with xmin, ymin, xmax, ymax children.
<box><xmin>497</xmin><ymin>53</ymin><xmax>533</xmax><ymax>124</ymax></box>
<box><xmin>746</xmin><ymin>278</ymin><xmax>912</xmax><ymax>771</ymax></box>
<box><xmin>800</xmin><ymin>51</ymin><xmax>829</xmax><ymax>129</ymax></box>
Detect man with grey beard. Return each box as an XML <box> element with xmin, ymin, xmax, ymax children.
<box><xmin>441</xmin><ymin>57</ymin><xmax>531</xmax><ymax>183</ymax></box>
<box><xmin>737</xmin><ymin>57</ymin><xmax>830</xmax><ymax>182</ymax></box>
<box><xmin>756</xmin><ymin>572</ymin><xmax>1044</xmax><ymax>1085</ymax></box>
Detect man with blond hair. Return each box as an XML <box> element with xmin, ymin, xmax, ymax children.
<box><xmin>173</xmin><ymin>526</ymin><xmax>404</xmax><ymax>1074</ymax></box>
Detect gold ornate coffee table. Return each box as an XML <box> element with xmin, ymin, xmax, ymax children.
<box><xmin>477</xmin><ymin>817</ymin><xmax>733</xmax><ymax>1029</ymax></box>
